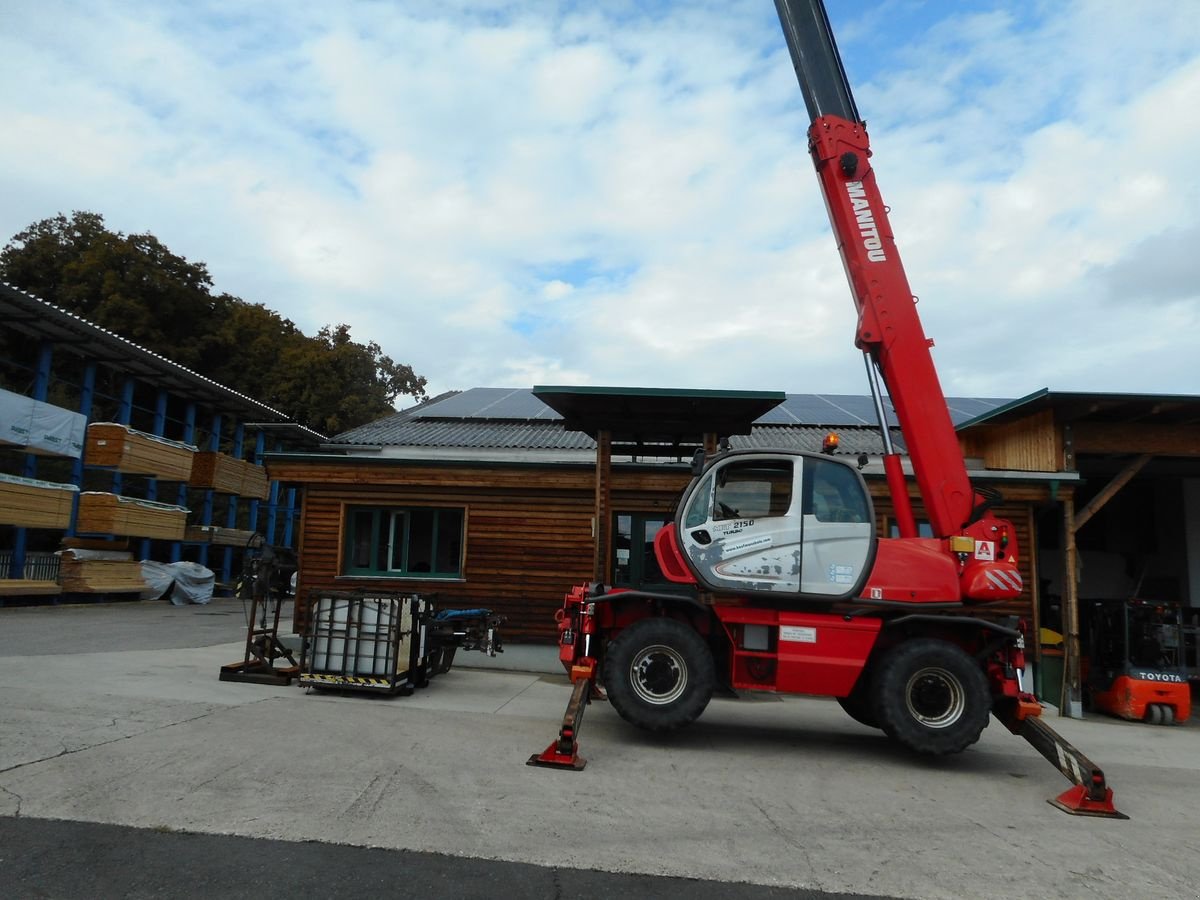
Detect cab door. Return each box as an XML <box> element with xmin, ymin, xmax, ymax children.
<box><xmin>676</xmin><ymin>451</ymin><xmax>873</xmax><ymax>600</ymax></box>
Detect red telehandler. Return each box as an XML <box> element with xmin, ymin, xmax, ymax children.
<box><xmin>531</xmin><ymin>0</ymin><xmax>1125</xmax><ymax>818</ymax></box>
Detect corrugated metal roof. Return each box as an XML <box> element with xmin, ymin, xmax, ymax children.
<box><xmin>333</xmin><ymin>387</ymin><xmax>998</xmax><ymax>453</ymax></box>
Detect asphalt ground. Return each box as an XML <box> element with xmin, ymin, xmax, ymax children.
<box><xmin>1</xmin><ymin>598</ymin><xmax>1198</xmax><ymax>899</ymax></box>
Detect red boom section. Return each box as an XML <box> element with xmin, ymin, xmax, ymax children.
<box><xmin>808</xmin><ymin>115</ymin><xmax>975</xmax><ymax>537</ymax></box>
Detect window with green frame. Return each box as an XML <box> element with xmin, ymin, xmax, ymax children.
<box><xmin>343</xmin><ymin>506</ymin><xmax>465</xmax><ymax>578</ymax></box>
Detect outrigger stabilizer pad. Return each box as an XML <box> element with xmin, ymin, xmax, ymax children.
<box><xmin>527</xmin><ymin>677</ymin><xmax>590</xmax><ymax>771</ymax></box>
<box><xmin>1049</xmin><ymin>783</ymin><xmax>1129</xmax><ymax>819</ymax></box>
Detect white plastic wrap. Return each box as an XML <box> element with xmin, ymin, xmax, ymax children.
<box><xmin>0</xmin><ymin>387</ymin><xmax>86</xmax><ymax>458</ymax></box>
<box><xmin>166</xmin><ymin>561</ymin><xmax>215</xmax><ymax>605</ymax></box>
<box><xmin>139</xmin><ymin>560</ymin><xmax>176</xmax><ymax>601</ymax></box>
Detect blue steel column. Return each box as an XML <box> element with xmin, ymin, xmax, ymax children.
<box><xmin>111</xmin><ymin>377</ymin><xmax>136</xmax><ymax>496</ymax></box>
<box><xmin>222</xmin><ymin>422</ymin><xmax>245</xmax><ymax>584</ymax></box>
<box><xmin>170</xmin><ymin>402</ymin><xmax>196</xmax><ymax>562</ymax></box>
<box><xmin>65</xmin><ymin>361</ymin><xmax>97</xmax><ymax>538</ymax></box>
<box><xmin>247</xmin><ymin>431</ymin><xmax>265</xmax><ymax>538</ymax></box>
<box><xmin>264</xmin><ymin>439</ymin><xmax>283</xmax><ymax>545</ymax></box>
<box><xmin>140</xmin><ymin>388</ymin><xmax>169</xmax><ymax>559</ymax></box>
<box><xmin>283</xmin><ymin>487</ymin><xmax>297</xmax><ymax>547</ymax></box>
<box><xmin>197</xmin><ymin>414</ymin><xmax>221</xmax><ymax>568</ymax></box>
<box><xmin>10</xmin><ymin>341</ymin><xmax>53</xmax><ymax>580</ymax></box>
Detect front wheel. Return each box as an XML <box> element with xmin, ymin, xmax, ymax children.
<box><xmin>871</xmin><ymin>638</ymin><xmax>991</xmax><ymax>755</ymax></box>
<box><xmin>603</xmin><ymin>617</ymin><xmax>715</xmax><ymax>732</ymax></box>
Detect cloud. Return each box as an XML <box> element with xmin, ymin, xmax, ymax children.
<box><xmin>2</xmin><ymin>0</ymin><xmax>1199</xmax><ymax>406</ymax></box>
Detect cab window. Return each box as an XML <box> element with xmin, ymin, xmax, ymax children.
<box><xmin>803</xmin><ymin>458</ymin><xmax>869</xmax><ymax>523</ymax></box>
<box><xmin>712</xmin><ymin>459</ymin><xmax>793</xmax><ymax>520</ymax></box>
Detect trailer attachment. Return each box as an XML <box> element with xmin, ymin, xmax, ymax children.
<box><xmin>996</xmin><ymin>699</ymin><xmax>1128</xmax><ymax>819</ymax></box>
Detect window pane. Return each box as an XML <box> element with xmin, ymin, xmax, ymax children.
<box><xmin>807</xmin><ymin>458</ymin><xmax>869</xmax><ymax>523</ymax></box>
<box><xmin>408</xmin><ymin>509</ymin><xmax>435</xmax><ymax>573</ymax></box>
<box><xmin>351</xmin><ymin>510</ymin><xmax>374</xmax><ymax>568</ymax></box>
<box><xmin>435</xmin><ymin>509</ymin><xmax>464</xmax><ymax>575</ymax></box>
<box><xmin>683</xmin><ymin>474</ymin><xmax>713</xmax><ymax>529</ymax></box>
<box><xmin>614</xmin><ymin>514</ymin><xmax>632</xmax><ymax>584</ymax></box>
<box><xmin>389</xmin><ymin>512</ymin><xmax>406</xmax><ymax>570</ymax></box>
<box><xmin>714</xmin><ymin>460</ymin><xmax>793</xmax><ymax>519</ymax></box>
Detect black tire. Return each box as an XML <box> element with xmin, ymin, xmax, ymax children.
<box><xmin>837</xmin><ymin>676</ymin><xmax>880</xmax><ymax>729</ymax></box>
<box><xmin>1161</xmin><ymin>705</ymin><xmax>1175</xmax><ymax>726</ymax></box>
<box><xmin>603</xmin><ymin>617</ymin><xmax>715</xmax><ymax>733</ymax></box>
<box><xmin>870</xmin><ymin>638</ymin><xmax>991</xmax><ymax>755</ymax></box>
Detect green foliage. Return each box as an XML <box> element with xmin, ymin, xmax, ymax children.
<box><xmin>1</xmin><ymin>211</ymin><xmax>427</xmax><ymax>433</ymax></box>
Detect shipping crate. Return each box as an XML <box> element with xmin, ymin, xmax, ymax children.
<box><xmin>300</xmin><ymin>592</ymin><xmax>432</xmax><ymax>694</ymax></box>
<box><xmin>58</xmin><ymin>550</ymin><xmax>146</xmax><ymax>594</ymax></box>
<box><xmin>76</xmin><ymin>492</ymin><xmax>188</xmax><ymax>540</ymax></box>
<box><xmin>188</xmin><ymin>452</ymin><xmax>270</xmax><ymax>499</ymax></box>
<box><xmin>0</xmin><ymin>473</ymin><xmax>78</xmax><ymax>529</ymax></box>
<box><xmin>85</xmin><ymin>423</ymin><xmax>197</xmax><ymax>480</ymax></box>
<box><xmin>184</xmin><ymin>525</ymin><xmax>260</xmax><ymax>547</ymax></box>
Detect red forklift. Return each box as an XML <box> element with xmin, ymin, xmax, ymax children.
<box><xmin>530</xmin><ymin>0</ymin><xmax>1126</xmax><ymax>818</ymax></box>
<box><xmin>1085</xmin><ymin>598</ymin><xmax>1191</xmax><ymax>725</ymax></box>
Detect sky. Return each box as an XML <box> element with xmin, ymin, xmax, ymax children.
<box><xmin>3</xmin><ymin>0</ymin><xmax>1199</xmax><ymax>408</ymax></box>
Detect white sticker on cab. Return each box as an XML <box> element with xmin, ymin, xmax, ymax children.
<box><xmin>780</xmin><ymin>625</ymin><xmax>817</xmax><ymax>644</ymax></box>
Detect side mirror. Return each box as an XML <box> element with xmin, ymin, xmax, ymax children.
<box><xmin>691</xmin><ymin>448</ymin><xmax>706</xmax><ymax>476</ymax></box>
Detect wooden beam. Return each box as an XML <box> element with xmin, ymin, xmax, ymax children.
<box><xmin>1061</xmin><ymin>494</ymin><xmax>1082</xmax><ymax>718</ymax></box>
<box><xmin>1074</xmin><ymin>453</ymin><xmax>1152</xmax><ymax>531</ymax></box>
<box><xmin>1072</xmin><ymin>423</ymin><xmax>1200</xmax><ymax>456</ymax></box>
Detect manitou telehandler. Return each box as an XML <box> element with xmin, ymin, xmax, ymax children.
<box><xmin>531</xmin><ymin>0</ymin><xmax>1125</xmax><ymax>818</ymax></box>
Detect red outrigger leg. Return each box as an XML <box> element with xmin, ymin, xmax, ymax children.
<box><xmin>997</xmin><ymin>698</ymin><xmax>1128</xmax><ymax>819</ymax></box>
<box><xmin>527</xmin><ymin>664</ymin><xmax>593</xmax><ymax>771</ymax></box>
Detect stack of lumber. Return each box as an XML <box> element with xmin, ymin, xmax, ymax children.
<box><xmin>0</xmin><ymin>387</ymin><xmax>86</xmax><ymax>458</ymax></box>
<box><xmin>85</xmin><ymin>423</ymin><xmax>197</xmax><ymax>480</ymax></box>
<box><xmin>188</xmin><ymin>452</ymin><xmax>270</xmax><ymax>499</ymax></box>
<box><xmin>184</xmin><ymin>525</ymin><xmax>260</xmax><ymax>547</ymax></box>
<box><xmin>58</xmin><ymin>549</ymin><xmax>146</xmax><ymax>594</ymax></box>
<box><xmin>0</xmin><ymin>579</ymin><xmax>62</xmax><ymax>597</ymax></box>
<box><xmin>76</xmin><ymin>492</ymin><xmax>188</xmax><ymax>540</ymax></box>
<box><xmin>0</xmin><ymin>473</ymin><xmax>78</xmax><ymax>529</ymax></box>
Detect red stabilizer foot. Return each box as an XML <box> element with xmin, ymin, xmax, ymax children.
<box><xmin>1047</xmin><ymin>784</ymin><xmax>1129</xmax><ymax>819</ymax></box>
<box><xmin>527</xmin><ymin>741</ymin><xmax>587</xmax><ymax>771</ymax></box>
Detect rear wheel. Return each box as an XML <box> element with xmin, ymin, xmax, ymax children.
<box><xmin>871</xmin><ymin>638</ymin><xmax>991</xmax><ymax>755</ymax></box>
<box><xmin>604</xmin><ymin>617</ymin><xmax>715</xmax><ymax>733</ymax></box>
<box><xmin>1161</xmin><ymin>704</ymin><xmax>1176</xmax><ymax>726</ymax></box>
<box><xmin>1146</xmin><ymin>704</ymin><xmax>1163</xmax><ymax>725</ymax></box>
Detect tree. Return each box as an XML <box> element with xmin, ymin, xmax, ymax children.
<box><xmin>1</xmin><ymin>211</ymin><xmax>427</xmax><ymax>432</ymax></box>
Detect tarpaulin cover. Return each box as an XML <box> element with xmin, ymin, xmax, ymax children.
<box><xmin>0</xmin><ymin>387</ymin><xmax>86</xmax><ymax>458</ymax></box>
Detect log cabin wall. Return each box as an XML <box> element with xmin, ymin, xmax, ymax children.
<box><xmin>272</xmin><ymin>457</ymin><xmax>696</xmax><ymax>641</ymax></box>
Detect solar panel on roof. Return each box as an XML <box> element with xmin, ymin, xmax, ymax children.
<box><xmin>414</xmin><ymin>387</ymin><xmax>560</xmax><ymax>420</ymax></box>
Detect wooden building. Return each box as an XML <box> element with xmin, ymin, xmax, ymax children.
<box><xmin>265</xmin><ymin>387</ymin><xmax>1069</xmax><ymax>643</ymax></box>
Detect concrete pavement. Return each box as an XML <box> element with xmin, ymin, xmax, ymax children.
<box><xmin>1</xmin><ymin>598</ymin><xmax>1198</xmax><ymax>899</ymax></box>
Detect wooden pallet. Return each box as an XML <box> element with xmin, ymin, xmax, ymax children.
<box><xmin>184</xmin><ymin>525</ymin><xmax>260</xmax><ymax>547</ymax></box>
<box><xmin>188</xmin><ymin>452</ymin><xmax>270</xmax><ymax>499</ymax></box>
<box><xmin>58</xmin><ymin>553</ymin><xmax>146</xmax><ymax>594</ymax></box>
<box><xmin>0</xmin><ymin>473</ymin><xmax>78</xmax><ymax>529</ymax></box>
<box><xmin>85</xmin><ymin>423</ymin><xmax>197</xmax><ymax>480</ymax></box>
<box><xmin>76</xmin><ymin>492</ymin><xmax>188</xmax><ymax>540</ymax></box>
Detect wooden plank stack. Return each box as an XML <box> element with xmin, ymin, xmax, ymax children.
<box><xmin>58</xmin><ymin>550</ymin><xmax>146</xmax><ymax>594</ymax></box>
<box><xmin>85</xmin><ymin>423</ymin><xmax>197</xmax><ymax>480</ymax></box>
<box><xmin>188</xmin><ymin>452</ymin><xmax>270</xmax><ymax>499</ymax></box>
<box><xmin>76</xmin><ymin>492</ymin><xmax>188</xmax><ymax>540</ymax></box>
<box><xmin>184</xmin><ymin>525</ymin><xmax>259</xmax><ymax>547</ymax></box>
<box><xmin>0</xmin><ymin>579</ymin><xmax>62</xmax><ymax>597</ymax></box>
<box><xmin>0</xmin><ymin>473</ymin><xmax>78</xmax><ymax>529</ymax></box>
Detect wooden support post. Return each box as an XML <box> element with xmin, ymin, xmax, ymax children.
<box><xmin>1061</xmin><ymin>453</ymin><xmax>1153</xmax><ymax>718</ymax></box>
<box><xmin>593</xmin><ymin>429</ymin><xmax>612</xmax><ymax>583</ymax></box>
<box><xmin>1061</xmin><ymin>494</ymin><xmax>1082</xmax><ymax>718</ymax></box>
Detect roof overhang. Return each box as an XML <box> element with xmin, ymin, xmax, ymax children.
<box><xmin>532</xmin><ymin>385</ymin><xmax>786</xmax><ymax>443</ymax></box>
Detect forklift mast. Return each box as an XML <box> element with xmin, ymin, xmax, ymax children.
<box><xmin>775</xmin><ymin>0</ymin><xmax>984</xmax><ymax>539</ymax></box>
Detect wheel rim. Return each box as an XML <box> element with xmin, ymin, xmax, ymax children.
<box><xmin>630</xmin><ymin>643</ymin><xmax>688</xmax><ymax>705</ymax></box>
<box><xmin>904</xmin><ymin>666</ymin><xmax>965</xmax><ymax>728</ymax></box>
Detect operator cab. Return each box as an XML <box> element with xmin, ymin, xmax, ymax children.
<box><xmin>676</xmin><ymin>450</ymin><xmax>874</xmax><ymax>599</ymax></box>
